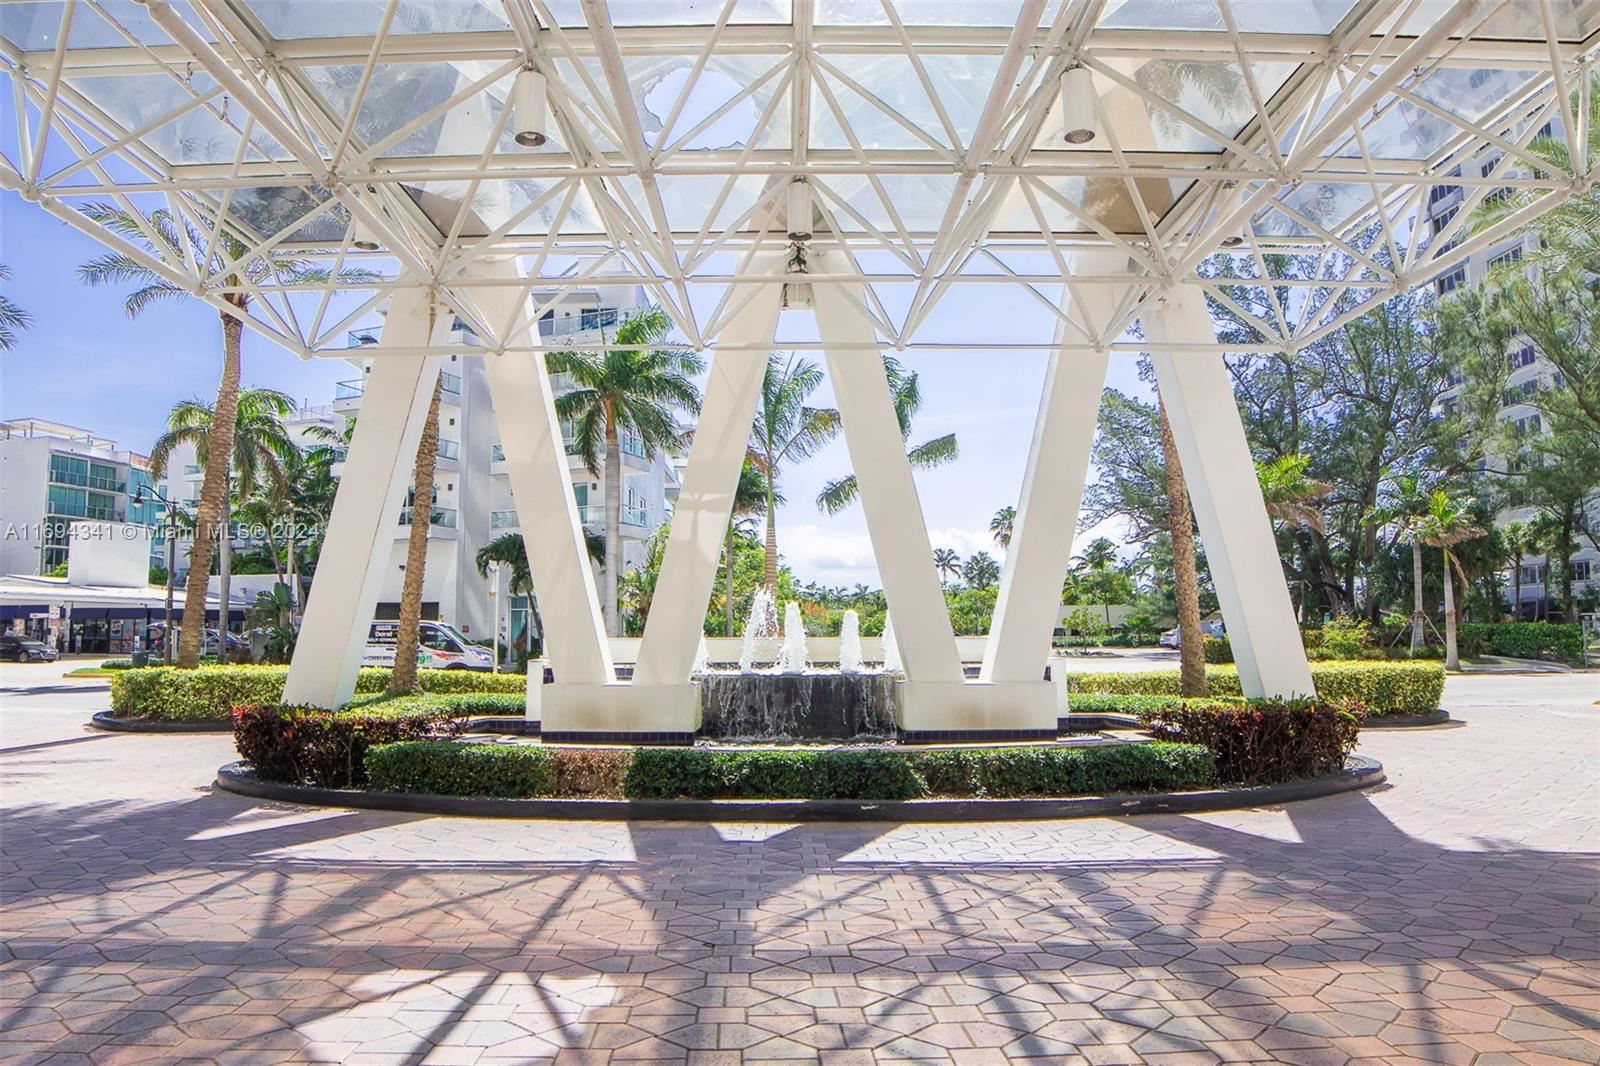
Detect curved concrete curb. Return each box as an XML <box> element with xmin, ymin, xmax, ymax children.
<box><xmin>1363</xmin><ymin>709</ymin><xmax>1452</xmax><ymax>729</ymax></box>
<box><xmin>214</xmin><ymin>756</ymin><xmax>1384</xmax><ymax>823</ymax></box>
<box><xmin>90</xmin><ymin>711</ymin><xmax>232</xmax><ymax>734</ymax></box>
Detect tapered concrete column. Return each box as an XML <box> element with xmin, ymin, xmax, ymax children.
<box><xmin>634</xmin><ymin>262</ymin><xmax>783</xmax><ymax>687</ymax></box>
<box><xmin>812</xmin><ymin>255</ymin><xmax>964</xmax><ymax>688</ymax></box>
<box><xmin>1143</xmin><ymin>288</ymin><xmax>1315</xmax><ymax>699</ymax></box>
<box><xmin>461</xmin><ymin>261</ymin><xmax>614</xmax><ymax>699</ymax></box>
<box><xmin>982</xmin><ymin>255</ymin><xmax>1124</xmax><ymax>685</ymax></box>
<box><xmin>284</xmin><ymin>288</ymin><xmax>441</xmax><ymax>708</ymax></box>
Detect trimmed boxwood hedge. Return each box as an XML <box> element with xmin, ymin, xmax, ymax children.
<box><xmin>1064</xmin><ymin>660</ymin><xmax>1443</xmax><ymax>716</ymax></box>
<box><xmin>111</xmin><ymin>665</ymin><xmax>525</xmax><ymax>722</ymax></box>
<box><xmin>1458</xmin><ymin>622</ymin><xmax>1583</xmax><ymax>663</ymax></box>
<box><xmin>362</xmin><ymin>740</ymin><xmax>1218</xmax><ymax>801</ymax></box>
<box><xmin>234</xmin><ymin>703</ymin><xmax>466</xmax><ymax>787</ymax></box>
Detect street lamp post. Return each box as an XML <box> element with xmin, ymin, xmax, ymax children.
<box><xmin>488</xmin><ymin>561</ymin><xmax>500</xmax><ymax>674</ymax></box>
<box><xmin>134</xmin><ymin>486</ymin><xmax>189</xmax><ymax>666</ymax></box>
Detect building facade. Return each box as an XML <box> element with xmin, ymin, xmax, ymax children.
<box><xmin>1428</xmin><ymin>121</ymin><xmax>1599</xmax><ymax>619</ymax></box>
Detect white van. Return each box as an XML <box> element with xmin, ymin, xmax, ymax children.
<box><xmin>363</xmin><ymin>620</ymin><xmax>495</xmax><ymax>671</ymax></box>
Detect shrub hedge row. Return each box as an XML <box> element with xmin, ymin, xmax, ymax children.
<box><xmin>1458</xmin><ymin>622</ymin><xmax>1583</xmax><ymax>663</ymax></box>
<box><xmin>1064</xmin><ymin>660</ymin><xmax>1443</xmax><ymax>716</ymax></box>
<box><xmin>234</xmin><ymin>703</ymin><xmax>466</xmax><ymax>787</ymax></box>
<box><xmin>362</xmin><ymin>740</ymin><xmax>1218</xmax><ymax>801</ymax></box>
<box><xmin>1142</xmin><ymin>699</ymin><xmax>1362</xmax><ymax>784</ymax></box>
<box><xmin>111</xmin><ymin>665</ymin><xmax>525</xmax><ymax>721</ymax></box>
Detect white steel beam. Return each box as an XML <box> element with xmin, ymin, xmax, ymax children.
<box><xmin>1142</xmin><ymin>286</ymin><xmax>1314</xmax><ymax>700</ymax></box>
<box><xmin>282</xmin><ymin>286</ymin><xmax>441</xmax><ymax>707</ymax></box>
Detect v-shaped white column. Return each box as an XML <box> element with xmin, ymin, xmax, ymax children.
<box><xmin>982</xmin><ymin>255</ymin><xmax>1125</xmax><ymax>685</ymax></box>
<box><xmin>1143</xmin><ymin>287</ymin><xmax>1315</xmax><ymax>699</ymax></box>
<box><xmin>812</xmin><ymin>253</ymin><xmax>964</xmax><ymax>689</ymax></box>
<box><xmin>284</xmin><ymin>287</ymin><xmax>442</xmax><ymax>708</ymax></box>
<box><xmin>633</xmin><ymin>260</ymin><xmax>783</xmax><ymax>686</ymax></box>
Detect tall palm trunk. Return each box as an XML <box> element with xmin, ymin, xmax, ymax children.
<box><xmin>1510</xmin><ymin>550</ymin><xmax>1521</xmax><ymax>621</ymax></box>
<box><xmin>178</xmin><ymin>311</ymin><xmax>244</xmax><ymax>668</ymax></box>
<box><xmin>388</xmin><ymin>378</ymin><xmax>443</xmax><ymax>696</ymax></box>
<box><xmin>725</xmin><ymin>523</ymin><xmax>737</xmax><ymax>636</ymax></box>
<box><xmin>603</xmin><ymin>403</ymin><xmax>622</xmax><ymax>637</ymax></box>
<box><xmin>1409</xmin><ymin>537</ymin><xmax>1425</xmax><ymax>652</ymax></box>
<box><xmin>286</xmin><ymin>522</ymin><xmax>298</xmax><ymax>615</ymax></box>
<box><xmin>1442</xmin><ymin>549</ymin><xmax>1460</xmax><ymax>671</ymax></box>
<box><xmin>217</xmin><ymin>493</ymin><xmax>232</xmax><ymax>664</ymax></box>
<box><xmin>763</xmin><ymin>478</ymin><xmax>778</xmax><ymax>589</ymax></box>
<box><xmin>1159</xmin><ymin>402</ymin><xmax>1207</xmax><ymax>697</ymax></box>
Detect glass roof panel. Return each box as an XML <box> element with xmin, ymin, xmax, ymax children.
<box><xmin>72</xmin><ymin>72</ymin><xmax>295</xmax><ymax>165</ymax></box>
<box><xmin>1098</xmin><ymin>0</ymin><xmax>1359</xmax><ymax>34</ymax></box>
<box><xmin>1252</xmin><ymin>182</ymin><xmax>1372</xmax><ymax>237</ymax></box>
<box><xmin>402</xmin><ymin>177</ymin><xmax>603</xmax><ymax>238</ymax></box>
<box><xmin>817</xmin><ymin>0</ymin><xmax>1031</xmax><ymax>26</ymax></box>
<box><xmin>245</xmin><ymin>1</ymin><xmax>507</xmax><ymax>39</ymax></box>
<box><xmin>227</xmin><ymin>184</ymin><xmax>342</xmax><ymax>242</ymax></box>
<box><xmin>0</xmin><ymin>1</ymin><xmax>213</xmax><ymax>51</ymax></box>
<box><xmin>1384</xmin><ymin>0</ymin><xmax>1600</xmax><ymax>42</ymax></box>
<box><xmin>537</xmin><ymin>0</ymin><xmax>791</xmax><ymax>28</ymax></box>
<box><xmin>992</xmin><ymin>175</ymin><xmax>1190</xmax><ymax>235</ymax></box>
<box><xmin>820</xmin><ymin>173</ymin><xmax>958</xmax><ymax>233</ymax></box>
<box><xmin>1330</xmin><ymin>66</ymin><xmax>1536</xmax><ymax>160</ymax></box>
<box><xmin>656</xmin><ymin>174</ymin><xmax>773</xmax><ymax>232</ymax></box>
<box><xmin>627</xmin><ymin>54</ymin><xmax>790</xmax><ymax>153</ymax></box>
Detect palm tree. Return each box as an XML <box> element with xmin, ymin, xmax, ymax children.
<box><xmin>750</xmin><ymin>353</ymin><xmax>841</xmax><ymax>588</ymax></box>
<box><xmin>1073</xmin><ymin>536</ymin><xmax>1123</xmax><ymax>626</ymax></box>
<box><xmin>388</xmin><ymin>376</ymin><xmax>443</xmax><ymax>696</ymax></box>
<box><xmin>147</xmin><ymin>389</ymin><xmax>297</xmax><ymax>665</ymax></box>
<box><xmin>1158</xmin><ymin>400</ymin><xmax>1206</xmax><ymax>697</ymax></box>
<box><xmin>962</xmin><ymin>551</ymin><xmax>1001</xmax><ymax>591</ymax></box>
<box><xmin>932</xmin><ymin>548</ymin><xmax>962</xmax><ymax>588</ymax></box>
<box><xmin>0</xmin><ymin>264</ymin><xmax>31</xmax><ymax>350</ymax></box>
<box><xmin>1501</xmin><ymin>520</ymin><xmax>1538</xmax><ymax>621</ymax></box>
<box><xmin>1256</xmin><ymin>454</ymin><xmax>1331</xmax><ymax>534</ymax></box>
<box><xmin>1368</xmin><ymin>474</ymin><xmax>1433</xmax><ymax>653</ymax></box>
<box><xmin>78</xmin><ymin>202</ymin><xmax>373</xmax><ymax>668</ymax></box>
<box><xmin>549</xmin><ymin>307</ymin><xmax>704</xmax><ymax>634</ymax></box>
<box><xmin>1417</xmin><ymin>489</ymin><xmax>1486</xmax><ymax>671</ymax></box>
<box><xmin>725</xmin><ymin>458</ymin><xmax>770</xmax><ymax>635</ymax></box>
<box><xmin>817</xmin><ymin>355</ymin><xmax>958</xmax><ymax>514</ymax></box>
<box><xmin>989</xmin><ymin>506</ymin><xmax>1016</xmax><ymax>550</ymax></box>
<box><xmin>476</xmin><ymin>533</ymin><xmax>538</xmax><ymax>666</ymax></box>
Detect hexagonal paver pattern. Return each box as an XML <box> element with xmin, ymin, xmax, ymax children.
<box><xmin>2</xmin><ymin>666</ymin><xmax>1597</xmax><ymax>1064</ymax></box>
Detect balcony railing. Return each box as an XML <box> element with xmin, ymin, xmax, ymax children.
<box><xmin>398</xmin><ymin>506</ymin><xmax>457</xmax><ymax>528</ymax></box>
<box><xmin>539</xmin><ymin>308</ymin><xmax>623</xmax><ymax>338</ymax></box>
<box><xmin>490</xmin><ymin>509</ymin><xmax>519</xmax><ymax>529</ymax></box>
<box><xmin>183</xmin><ymin>464</ymin><xmax>202</xmax><ymax>476</ymax></box>
<box><xmin>440</xmin><ymin>371</ymin><xmax>462</xmax><ymax>395</ymax></box>
<box><xmin>436</xmin><ymin>439</ymin><xmax>460</xmax><ymax>461</ymax></box>
<box><xmin>624</xmin><ymin>505</ymin><xmax>648</xmax><ymax>526</ymax></box>
<box><xmin>347</xmin><ymin>329</ymin><xmax>381</xmax><ymax>348</ymax></box>
<box><xmin>621</xmin><ymin>434</ymin><xmax>646</xmax><ymax>459</ymax></box>
<box><xmin>334</xmin><ymin>379</ymin><xmax>364</xmax><ymax>401</ymax></box>
<box><xmin>491</xmin><ymin>444</ymin><xmax>505</xmax><ymax>462</ymax></box>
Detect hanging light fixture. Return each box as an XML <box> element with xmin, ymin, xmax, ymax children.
<box><xmin>513</xmin><ymin>67</ymin><xmax>548</xmax><ymax>147</ymax></box>
<box><xmin>783</xmin><ymin>238</ymin><xmax>813</xmax><ymax>310</ymax></box>
<box><xmin>1220</xmin><ymin>232</ymin><xmax>1245</xmax><ymax>248</ymax></box>
<box><xmin>351</xmin><ymin>217</ymin><xmax>380</xmax><ymax>252</ymax></box>
<box><xmin>786</xmin><ymin>179</ymin><xmax>813</xmax><ymax>242</ymax></box>
<box><xmin>1059</xmin><ymin>66</ymin><xmax>1098</xmax><ymax>145</ymax></box>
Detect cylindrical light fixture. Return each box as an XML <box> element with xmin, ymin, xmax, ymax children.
<box><xmin>1060</xmin><ymin>66</ymin><xmax>1098</xmax><ymax>145</ymax></box>
<box><xmin>787</xmin><ymin>179</ymin><xmax>813</xmax><ymax>241</ymax></box>
<box><xmin>513</xmin><ymin>68</ymin><xmax>548</xmax><ymax>148</ymax></box>
<box><xmin>1220</xmin><ymin>232</ymin><xmax>1245</xmax><ymax>248</ymax></box>
<box><xmin>351</xmin><ymin>218</ymin><xmax>380</xmax><ymax>252</ymax></box>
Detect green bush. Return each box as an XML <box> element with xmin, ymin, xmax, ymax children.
<box><xmin>1458</xmin><ymin>622</ymin><xmax>1582</xmax><ymax>663</ymax></box>
<box><xmin>234</xmin><ymin>704</ymin><xmax>465</xmax><ymax>787</ymax></box>
<box><xmin>624</xmin><ymin>747</ymin><xmax>926</xmax><ymax>800</ymax></box>
<box><xmin>1068</xmin><ymin>693</ymin><xmax>1244</xmax><ymax>716</ymax></box>
<box><xmin>111</xmin><ymin>665</ymin><xmax>525</xmax><ymax>721</ymax></box>
<box><xmin>1203</xmin><ymin>636</ymin><xmax>1233</xmax><ymax>664</ymax></box>
<box><xmin>913</xmin><ymin>743</ymin><xmax>1213</xmax><ymax>798</ymax></box>
<box><xmin>366</xmin><ymin>741</ymin><xmax>552</xmax><ymax>797</ymax></box>
<box><xmin>98</xmin><ymin>659</ymin><xmax>139</xmax><ymax>671</ymax></box>
<box><xmin>1141</xmin><ymin>699</ymin><xmax>1363</xmax><ymax>784</ymax></box>
<box><xmin>1064</xmin><ymin>660</ymin><xmax>1443</xmax><ymax>716</ymax></box>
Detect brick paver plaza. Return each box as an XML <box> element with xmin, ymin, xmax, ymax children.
<box><xmin>1</xmin><ymin>669</ymin><xmax>1596</xmax><ymax>1065</ymax></box>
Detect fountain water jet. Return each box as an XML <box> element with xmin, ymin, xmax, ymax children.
<box><xmin>776</xmin><ymin>601</ymin><xmax>810</xmax><ymax>673</ymax></box>
<box><xmin>838</xmin><ymin>610</ymin><xmax>863</xmax><ymax>674</ymax></box>
<box><xmin>881</xmin><ymin>613</ymin><xmax>903</xmax><ymax>674</ymax></box>
<box><xmin>738</xmin><ymin>586</ymin><xmax>779</xmax><ymax>672</ymax></box>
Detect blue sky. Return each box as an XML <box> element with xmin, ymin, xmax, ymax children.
<box><xmin>1</xmin><ymin>191</ymin><xmax>1146</xmax><ymax>586</ymax></box>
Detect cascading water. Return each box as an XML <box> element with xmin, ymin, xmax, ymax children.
<box><xmin>881</xmin><ymin>614</ymin><xmax>903</xmax><ymax>675</ymax></box>
<box><xmin>838</xmin><ymin>610</ymin><xmax>863</xmax><ymax>674</ymax></box>
<box><xmin>738</xmin><ymin>586</ymin><xmax>779</xmax><ymax>672</ymax></box>
<box><xmin>776</xmin><ymin>601</ymin><xmax>811</xmax><ymax>674</ymax></box>
<box><xmin>691</xmin><ymin>635</ymin><xmax>710</xmax><ymax>676</ymax></box>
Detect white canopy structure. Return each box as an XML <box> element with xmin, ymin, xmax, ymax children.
<box><xmin>4</xmin><ymin>0</ymin><xmax>1593</xmax><ymax>737</ymax></box>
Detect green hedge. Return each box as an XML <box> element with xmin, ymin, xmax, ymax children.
<box><xmin>235</xmin><ymin>703</ymin><xmax>466</xmax><ymax>787</ymax></box>
<box><xmin>362</xmin><ymin>740</ymin><xmax>1217</xmax><ymax>801</ymax></box>
<box><xmin>111</xmin><ymin>665</ymin><xmax>525</xmax><ymax>721</ymax></box>
<box><xmin>1068</xmin><ymin>693</ymin><xmax>1244</xmax><ymax>716</ymax></box>
<box><xmin>1064</xmin><ymin>660</ymin><xmax>1443</xmax><ymax>716</ymax></box>
<box><xmin>1458</xmin><ymin>622</ymin><xmax>1583</xmax><ymax>663</ymax></box>
<box><xmin>1142</xmin><ymin>699</ymin><xmax>1362</xmax><ymax>784</ymax></box>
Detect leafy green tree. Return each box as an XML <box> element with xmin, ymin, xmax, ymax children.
<box><xmin>961</xmin><ymin>551</ymin><xmax>1000</xmax><ymax>590</ymax></box>
<box><xmin>724</xmin><ymin>459</ymin><xmax>769</xmax><ymax>635</ymax></box>
<box><xmin>1072</xmin><ymin>537</ymin><xmax>1135</xmax><ymax>626</ymax></box>
<box><xmin>0</xmin><ymin>264</ymin><xmax>30</xmax><ymax>350</ymax></box>
<box><xmin>78</xmin><ymin>202</ymin><xmax>372</xmax><ymax>668</ymax></box>
<box><xmin>550</xmin><ymin>307</ymin><xmax>705</xmax><ymax>634</ymax></box>
<box><xmin>816</xmin><ymin>355</ymin><xmax>958</xmax><ymax>513</ymax></box>
<box><xmin>946</xmin><ymin>585</ymin><xmax>998</xmax><ymax>636</ymax></box>
<box><xmin>1501</xmin><ymin>520</ymin><xmax>1539</xmax><ymax>621</ymax></box>
<box><xmin>1367</xmin><ymin>473</ymin><xmax>1435</xmax><ymax>653</ymax></box>
<box><xmin>1417</xmin><ymin>489</ymin><xmax>1486</xmax><ymax>670</ymax></box>
<box><xmin>750</xmin><ymin>353</ymin><xmax>840</xmax><ymax>587</ymax></box>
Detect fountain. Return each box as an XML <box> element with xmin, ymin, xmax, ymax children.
<box><xmin>691</xmin><ymin>635</ymin><xmax>710</xmax><ymax>677</ymax></box>
<box><xmin>838</xmin><ymin>610</ymin><xmax>863</xmax><ymax>674</ymax></box>
<box><xmin>699</xmin><ymin>594</ymin><xmax>897</xmax><ymax>742</ymax></box>
<box><xmin>881</xmin><ymin>613</ymin><xmax>902</xmax><ymax>674</ymax></box>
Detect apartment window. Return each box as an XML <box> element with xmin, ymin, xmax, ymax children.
<box><xmin>1537</xmin><ymin>120</ymin><xmax>1555</xmax><ymax>139</ymax></box>
<box><xmin>1573</xmin><ymin>560</ymin><xmax>1592</xmax><ymax>582</ymax></box>
<box><xmin>1483</xmin><ymin>186</ymin><xmax>1514</xmax><ymax>205</ymax></box>
<box><xmin>1488</xmin><ymin>246</ymin><xmax>1523</xmax><ymax>270</ymax></box>
<box><xmin>1508</xmin><ymin>344</ymin><xmax>1536</xmax><ymax>370</ymax></box>
<box><xmin>1445</xmin><ymin>369</ymin><xmax>1465</xmax><ymax>387</ymax></box>
<box><xmin>48</xmin><ymin>453</ymin><xmax>89</xmax><ymax>487</ymax></box>
<box><xmin>1481</xmin><ymin>153</ymin><xmax>1502</xmax><ymax>177</ymax></box>
<box><xmin>1436</xmin><ymin>265</ymin><xmax>1468</xmax><ymax>295</ymax></box>
<box><xmin>1521</xmin><ymin>564</ymin><xmax>1545</xmax><ymax>584</ymax></box>
<box><xmin>1440</xmin><ymin>399</ymin><xmax>1459</xmax><ymax>416</ymax></box>
<box><xmin>47</xmin><ymin>485</ymin><xmax>87</xmax><ymax>517</ymax></box>
<box><xmin>1513</xmin><ymin>414</ymin><xmax>1542</xmax><ymax>434</ymax></box>
<box><xmin>1503</xmin><ymin>380</ymin><xmax>1538</xmax><ymax>406</ymax></box>
<box><xmin>86</xmin><ymin>491</ymin><xmax>117</xmax><ymax>521</ymax></box>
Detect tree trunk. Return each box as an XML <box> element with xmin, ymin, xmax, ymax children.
<box><xmin>763</xmin><ymin>477</ymin><xmax>778</xmax><ymax>589</ymax></box>
<box><xmin>217</xmin><ymin>493</ymin><xmax>232</xmax><ymax>664</ymax></box>
<box><xmin>1409</xmin><ymin>537</ymin><xmax>1425</xmax><ymax>652</ymax></box>
<box><xmin>286</xmin><ymin>523</ymin><xmax>298</xmax><ymax>616</ymax></box>
<box><xmin>1443</xmin><ymin>548</ymin><xmax>1460</xmax><ymax>671</ymax></box>
<box><xmin>1159</xmin><ymin>402</ymin><xmax>1206</xmax><ymax>698</ymax></box>
<box><xmin>178</xmin><ymin>311</ymin><xmax>244</xmax><ymax>669</ymax></box>
<box><xmin>603</xmin><ymin>407</ymin><xmax>622</xmax><ymax>637</ymax></box>
<box><xmin>1511</xmin><ymin>551</ymin><xmax>1521</xmax><ymax>622</ymax></box>
<box><xmin>388</xmin><ymin>377</ymin><xmax>442</xmax><ymax>696</ymax></box>
<box><xmin>724</xmin><ymin>523</ymin><xmax>736</xmax><ymax>636</ymax></box>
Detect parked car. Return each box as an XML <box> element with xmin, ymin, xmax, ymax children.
<box><xmin>363</xmin><ymin>620</ymin><xmax>494</xmax><ymax>672</ymax></box>
<box><xmin>1159</xmin><ymin>620</ymin><xmax>1225</xmax><ymax>648</ymax></box>
<box><xmin>0</xmin><ymin>634</ymin><xmax>59</xmax><ymax>662</ymax></box>
<box><xmin>144</xmin><ymin>624</ymin><xmax>247</xmax><ymax>658</ymax></box>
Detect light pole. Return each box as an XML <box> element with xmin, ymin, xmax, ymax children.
<box><xmin>133</xmin><ymin>486</ymin><xmax>189</xmax><ymax>666</ymax></box>
<box><xmin>487</xmin><ymin>561</ymin><xmax>501</xmax><ymax>673</ymax></box>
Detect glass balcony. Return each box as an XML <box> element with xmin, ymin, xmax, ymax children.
<box><xmin>436</xmin><ymin>438</ymin><xmax>460</xmax><ymax>461</ymax></box>
<box><xmin>490</xmin><ymin>509</ymin><xmax>519</xmax><ymax>529</ymax></box>
<box><xmin>440</xmin><ymin>371</ymin><xmax>462</xmax><ymax>395</ymax></box>
<box><xmin>620</xmin><ymin>434</ymin><xmax>646</xmax><ymax>459</ymax></box>
<box><xmin>347</xmin><ymin>329</ymin><xmax>381</xmax><ymax>348</ymax></box>
<box><xmin>183</xmin><ymin>464</ymin><xmax>201</xmax><ymax>476</ymax></box>
<box><xmin>624</xmin><ymin>506</ymin><xmax>648</xmax><ymax>526</ymax></box>
<box><xmin>398</xmin><ymin>506</ymin><xmax>457</xmax><ymax>528</ymax></box>
<box><xmin>334</xmin><ymin>379</ymin><xmax>364</xmax><ymax>401</ymax></box>
<box><xmin>491</xmin><ymin>444</ymin><xmax>505</xmax><ymax>462</ymax></box>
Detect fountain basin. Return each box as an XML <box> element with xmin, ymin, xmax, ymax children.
<box><xmin>699</xmin><ymin>673</ymin><xmax>898</xmax><ymax>741</ymax></box>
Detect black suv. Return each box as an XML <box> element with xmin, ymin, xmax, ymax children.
<box><xmin>0</xmin><ymin>635</ymin><xmax>59</xmax><ymax>662</ymax></box>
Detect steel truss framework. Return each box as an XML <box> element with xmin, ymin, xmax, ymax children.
<box><xmin>4</xmin><ymin>0</ymin><xmax>1597</xmax><ymax>729</ymax></box>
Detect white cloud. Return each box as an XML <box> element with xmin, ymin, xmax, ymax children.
<box><xmin>779</xmin><ymin>523</ymin><xmax>1002</xmax><ymax>586</ymax></box>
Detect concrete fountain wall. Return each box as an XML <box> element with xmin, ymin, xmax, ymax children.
<box><xmin>698</xmin><ymin>674</ymin><xmax>899</xmax><ymax>741</ymax></box>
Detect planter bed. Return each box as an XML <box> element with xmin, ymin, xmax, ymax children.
<box><xmin>91</xmin><ymin>711</ymin><xmax>232</xmax><ymax>733</ymax></box>
<box><xmin>215</xmin><ymin>756</ymin><xmax>1384</xmax><ymax>822</ymax></box>
<box><xmin>1362</xmin><ymin>709</ymin><xmax>1453</xmax><ymax>728</ymax></box>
